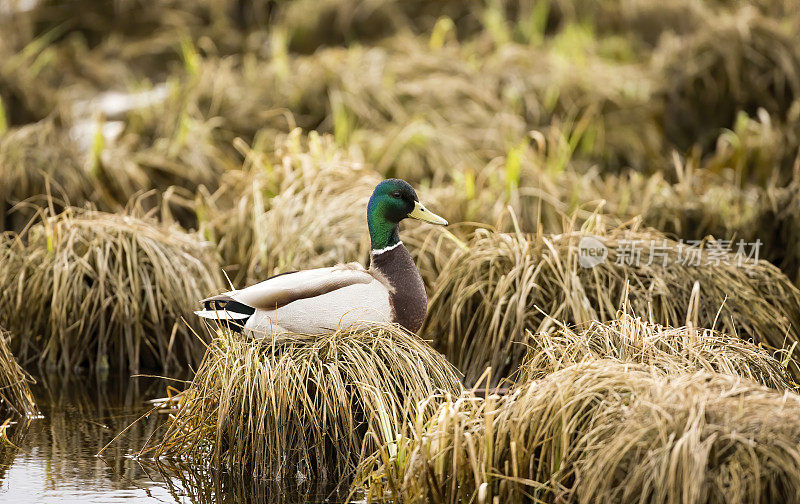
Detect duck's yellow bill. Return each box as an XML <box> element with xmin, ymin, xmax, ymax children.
<box><xmin>408</xmin><ymin>201</ymin><xmax>448</xmax><ymax>226</ymax></box>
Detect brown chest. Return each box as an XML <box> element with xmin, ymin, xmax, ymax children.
<box><xmin>370</xmin><ymin>244</ymin><xmax>427</xmax><ymax>333</ymax></box>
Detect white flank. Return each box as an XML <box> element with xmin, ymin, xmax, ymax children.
<box><xmin>197</xmin><ymin>263</ymin><xmax>393</xmax><ymax>335</ymax></box>
<box><xmin>244</xmin><ymin>280</ymin><xmax>392</xmax><ymax>334</ymax></box>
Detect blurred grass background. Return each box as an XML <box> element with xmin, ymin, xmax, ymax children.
<box><xmin>1</xmin><ymin>0</ymin><xmax>799</xmax><ymax>370</ymax></box>
<box><xmin>3</xmin><ymin>3</ymin><xmax>800</xmax><ymax>500</ymax></box>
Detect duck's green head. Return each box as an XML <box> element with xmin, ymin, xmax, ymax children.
<box><xmin>367</xmin><ymin>178</ymin><xmax>448</xmax><ymax>251</ymax></box>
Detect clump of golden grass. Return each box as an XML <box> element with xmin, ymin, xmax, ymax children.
<box><xmin>656</xmin><ymin>8</ymin><xmax>800</xmax><ymax>163</ymax></box>
<box><xmin>637</xmin><ymin>155</ymin><xmax>800</xmax><ymax>283</ymax></box>
<box><xmin>198</xmin><ymin>130</ymin><xmax>378</xmax><ymax>283</ymax></box>
<box><xmin>341</xmin><ymin>37</ymin><xmax>660</xmax><ymax>177</ymax></box>
<box><xmin>0</xmin><ymin>208</ymin><xmax>223</xmax><ymax>373</ymax></box>
<box><xmin>585</xmin><ymin>0</ymin><xmax>708</xmax><ymax>48</ymax></box>
<box><xmin>417</xmin><ymin>138</ymin><xmax>668</xmax><ymax>237</ymax></box>
<box><xmin>757</xmin><ymin>172</ymin><xmax>800</xmax><ymax>284</ymax></box>
<box><xmin>702</xmin><ymin>107</ymin><xmax>800</xmax><ymax>187</ymax></box>
<box><xmin>0</xmin><ymin>120</ymin><xmax>101</xmax><ymax>231</ymax></box>
<box><xmin>274</xmin><ymin>0</ymin><xmax>714</xmax><ymax>54</ymax></box>
<box><xmin>144</xmin><ymin>324</ymin><xmax>462</xmax><ymax>481</ymax></box>
<box><xmin>125</xmin><ymin>40</ymin><xmax>524</xmax><ymax>182</ymax></box>
<box><xmin>414</xmin><ymin>151</ymin><xmax>800</xmax><ymax>298</ymax></box>
<box><xmin>273</xmin><ymin>0</ymin><xmax>434</xmax><ymax>53</ymax></box>
<box><xmin>358</xmin><ymin>361</ymin><xmax>800</xmax><ymax>503</ymax></box>
<box><xmin>641</xmin><ymin>154</ymin><xmax>762</xmax><ymax>239</ymax></box>
<box><xmin>0</xmin><ymin>113</ymin><xmax>232</xmax><ymax>233</ymax></box>
<box><xmin>575</xmin><ymin>370</ymin><xmax>800</xmax><ymax>502</ymax></box>
<box><xmin>99</xmin><ymin>103</ymin><xmax>236</xmax><ymax>226</ymax></box>
<box><xmin>114</xmin><ymin>49</ymin><xmax>326</xmax><ymax>153</ymax></box>
<box><xmin>521</xmin><ymin>312</ymin><xmax>796</xmax><ymax>390</ymax></box>
<box><xmin>425</xmin><ymin>224</ymin><xmax>800</xmax><ymax>384</ymax></box>
<box><xmin>6</xmin><ymin>0</ymin><xmax>247</xmax><ymax>73</ymax></box>
<box><xmin>0</xmin><ymin>327</ymin><xmax>36</xmax><ymax>418</ymax></box>
<box><xmin>124</xmin><ymin>29</ymin><xmax>658</xmax><ymax>185</ymax></box>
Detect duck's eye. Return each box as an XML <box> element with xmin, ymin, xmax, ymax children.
<box><xmin>392</xmin><ymin>191</ymin><xmax>402</xmax><ymax>198</ymax></box>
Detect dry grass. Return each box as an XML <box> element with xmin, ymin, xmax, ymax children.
<box><xmin>656</xmin><ymin>7</ymin><xmax>800</xmax><ymax>166</ymax></box>
<box><xmin>0</xmin><ymin>112</ymin><xmax>233</xmax><ymax>233</ymax></box>
<box><xmin>2</xmin><ymin>0</ymin><xmax>794</xmax><ymax>187</ymax></box>
<box><xmin>641</xmin><ymin>156</ymin><xmax>763</xmax><ymax>240</ymax></box>
<box><xmin>1</xmin><ymin>2</ymin><xmax>797</xmax><ymax>503</ymax></box>
<box><xmin>0</xmin><ymin>327</ymin><xmax>36</xmax><ymax>418</ymax></box>
<box><xmin>197</xmin><ymin>130</ymin><xmax>378</xmax><ymax>284</ymax></box>
<box><xmin>637</xmin><ymin>157</ymin><xmax>800</xmax><ymax>283</ymax></box>
<box><xmin>99</xmin><ymin>117</ymin><xmax>235</xmax><ymax>228</ymax></box>
<box><xmin>2</xmin><ymin>0</ymin><xmax>246</xmax><ymax>79</ymax></box>
<box><xmin>575</xmin><ymin>370</ymin><xmax>800</xmax><ymax>503</ymax></box>
<box><xmin>143</xmin><ymin>324</ymin><xmax>462</xmax><ymax>481</ymax></box>
<box><xmin>111</xmin><ymin>29</ymin><xmax>658</xmax><ymax>185</ymax></box>
<box><xmin>0</xmin><ymin>208</ymin><xmax>223</xmax><ymax>373</ymax></box>
<box><xmin>521</xmin><ymin>312</ymin><xmax>796</xmax><ymax>390</ymax></box>
<box><xmin>425</xmin><ymin>224</ymin><xmax>800</xmax><ymax>385</ymax></box>
<box><xmin>274</xmin><ymin>0</ymin><xmax>720</xmax><ymax>54</ymax></box>
<box><xmin>2</xmin><ymin>0</ymin><xmax>763</xmax><ymax>63</ymax></box>
<box><xmin>0</xmin><ymin>120</ymin><xmax>103</xmax><ymax>231</ymax></box>
<box><xmin>358</xmin><ymin>361</ymin><xmax>800</xmax><ymax>503</ymax></box>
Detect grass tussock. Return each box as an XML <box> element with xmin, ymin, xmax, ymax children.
<box><xmin>358</xmin><ymin>361</ymin><xmax>800</xmax><ymax>503</ymax></box>
<box><xmin>2</xmin><ymin>0</ymin><xmax>247</xmax><ymax>82</ymax></box>
<box><xmin>145</xmin><ymin>324</ymin><xmax>462</xmax><ymax>481</ymax></box>
<box><xmin>198</xmin><ymin>130</ymin><xmax>378</xmax><ymax>283</ymax></box>
<box><xmin>656</xmin><ymin>8</ymin><xmax>800</xmax><ymax>162</ymax></box>
<box><xmin>275</xmin><ymin>0</ymin><xmax>723</xmax><ymax>55</ymax></box>
<box><xmin>0</xmin><ymin>120</ymin><xmax>100</xmax><ymax>231</ymax></box>
<box><xmin>0</xmin><ymin>208</ymin><xmax>223</xmax><ymax>373</ymax></box>
<box><xmin>120</xmin><ymin>31</ymin><xmax>658</xmax><ymax>184</ymax></box>
<box><xmin>1</xmin><ymin>1</ymin><xmax>799</xmax><ymax>501</ymax></box>
<box><xmin>0</xmin><ymin>112</ymin><xmax>232</xmax><ymax>232</ymax></box>
<box><xmin>575</xmin><ymin>370</ymin><xmax>800</xmax><ymax>503</ymax></box>
<box><xmin>0</xmin><ymin>327</ymin><xmax>36</xmax><ymax>418</ymax></box>
<box><xmin>637</xmin><ymin>158</ymin><xmax>800</xmax><ymax>283</ymax></box>
<box><xmin>521</xmin><ymin>312</ymin><xmax>796</xmax><ymax>390</ymax></box>
<box><xmin>425</xmin><ymin>225</ymin><xmax>800</xmax><ymax>384</ymax></box>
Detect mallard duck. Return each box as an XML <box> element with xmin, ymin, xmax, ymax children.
<box><xmin>195</xmin><ymin>178</ymin><xmax>448</xmax><ymax>334</ymax></box>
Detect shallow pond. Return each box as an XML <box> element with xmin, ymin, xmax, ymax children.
<box><xmin>0</xmin><ymin>374</ymin><xmax>348</xmax><ymax>504</ymax></box>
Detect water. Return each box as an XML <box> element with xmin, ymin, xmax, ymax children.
<box><xmin>0</xmin><ymin>374</ymin><xmax>348</xmax><ymax>504</ymax></box>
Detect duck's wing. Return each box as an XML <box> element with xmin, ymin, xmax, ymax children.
<box><xmin>200</xmin><ymin>263</ymin><xmax>375</xmax><ymax>312</ymax></box>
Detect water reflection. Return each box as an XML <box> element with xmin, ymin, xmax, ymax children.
<box><xmin>153</xmin><ymin>461</ymin><xmax>351</xmax><ymax>504</ymax></box>
<box><xmin>0</xmin><ymin>373</ymin><xmax>349</xmax><ymax>503</ymax></box>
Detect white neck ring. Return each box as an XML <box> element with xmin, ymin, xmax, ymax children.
<box><xmin>372</xmin><ymin>241</ymin><xmax>403</xmax><ymax>256</ymax></box>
